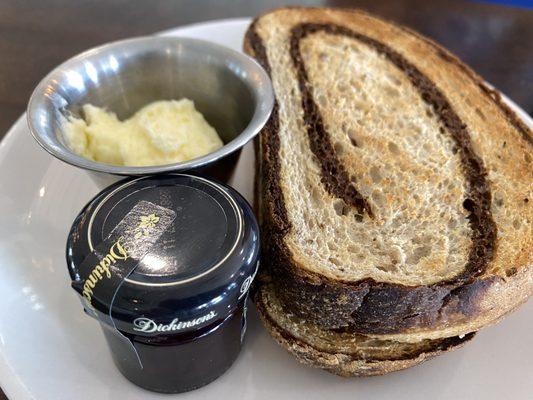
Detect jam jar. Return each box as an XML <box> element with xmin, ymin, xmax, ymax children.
<box><xmin>66</xmin><ymin>174</ymin><xmax>259</xmax><ymax>393</ymax></box>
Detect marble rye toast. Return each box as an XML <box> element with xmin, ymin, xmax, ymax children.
<box><xmin>244</xmin><ymin>6</ymin><xmax>532</xmax><ymax>345</ymax></box>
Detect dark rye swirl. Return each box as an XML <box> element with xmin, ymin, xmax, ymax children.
<box><xmin>244</xmin><ymin>7</ymin><xmax>532</xmax><ymax>342</ymax></box>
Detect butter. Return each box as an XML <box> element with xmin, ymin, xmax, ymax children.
<box><xmin>63</xmin><ymin>99</ymin><xmax>223</xmax><ymax>166</ymax></box>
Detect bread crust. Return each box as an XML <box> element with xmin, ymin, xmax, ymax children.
<box><xmin>269</xmin><ymin>251</ymin><xmax>531</xmax><ymax>341</ymax></box>
<box><xmin>254</xmin><ymin>285</ymin><xmax>475</xmax><ymax>376</ymax></box>
<box><xmin>245</xmin><ymin>7</ymin><xmax>533</xmax><ymax>338</ymax></box>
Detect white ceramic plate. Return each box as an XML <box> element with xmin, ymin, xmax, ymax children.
<box><xmin>0</xmin><ymin>18</ymin><xmax>531</xmax><ymax>400</ymax></box>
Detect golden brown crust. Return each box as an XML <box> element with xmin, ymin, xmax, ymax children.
<box><xmin>245</xmin><ymin>6</ymin><xmax>532</xmax><ymax>338</ymax></box>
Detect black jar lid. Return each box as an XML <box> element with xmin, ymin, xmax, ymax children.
<box><xmin>66</xmin><ymin>174</ymin><xmax>259</xmax><ymax>336</ymax></box>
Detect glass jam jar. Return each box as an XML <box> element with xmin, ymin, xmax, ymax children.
<box><xmin>66</xmin><ymin>174</ymin><xmax>259</xmax><ymax>393</ymax></box>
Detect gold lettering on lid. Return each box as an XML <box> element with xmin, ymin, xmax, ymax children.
<box><xmin>81</xmin><ymin>213</ymin><xmax>161</xmax><ymax>310</ymax></box>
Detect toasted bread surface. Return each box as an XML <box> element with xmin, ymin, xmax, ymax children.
<box><xmin>245</xmin><ymin>7</ymin><xmax>532</xmax><ymax>336</ymax></box>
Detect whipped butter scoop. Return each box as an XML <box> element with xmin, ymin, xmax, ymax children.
<box><xmin>63</xmin><ymin>99</ymin><xmax>223</xmax><ymax>166</ymax></box>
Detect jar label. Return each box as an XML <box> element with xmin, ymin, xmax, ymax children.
<box><xmin>73</xmin><ymin>200</ymin><xmax>176</xmax><ymax>321</ymax></box>
<box><xmin>72</xmin><ymin>200</ymin><xmax>176</xmax><ymax>369</ymax></box>
<box><xmin>133</xmin><ymin>311</ymin><xmax>218</xmax><ymax>333</ymax></box>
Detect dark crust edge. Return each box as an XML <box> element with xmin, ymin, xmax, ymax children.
<box><xmin>244</xmin><ymin>7</ymin><xmax>532</xmax><ymax>334</ymax></box>
<box><xmin>254</xmin><ymin>287</ymin><xmax>475</xmax><ymax>377</ymax></box>
<box><xmin>245</xmin><ymin>21</ymin><xmax>291</xmax><ymax>237</ymax></box>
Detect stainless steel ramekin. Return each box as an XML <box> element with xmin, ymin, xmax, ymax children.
<box><xmin>27</xmin><ymin>36</ymin><xmax>273</xmax><ymax>184</ymax></box>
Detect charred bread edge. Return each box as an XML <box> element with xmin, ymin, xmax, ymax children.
<box><xmin>244</xmin><ymin>7</ymin><xmax>533</xmax><ymax>334</ymax></box>
<box><xmin>254</xmin><ymin>286</ymin><xmax>475</xmax><ymax>377</ymax></box>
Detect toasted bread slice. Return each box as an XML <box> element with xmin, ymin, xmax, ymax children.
<box><xmin>255</xmin><ymin>282</ymin><xmax>474</xmax><ymax>376</ymax></box>
<box><xmin>244</xmin><ymin>7</ymin><xmax>532</xmax><ymax>339</ymax></box>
